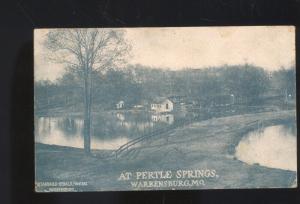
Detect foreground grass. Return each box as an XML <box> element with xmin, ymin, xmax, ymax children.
<box><xmin>35</xmin><ymin>110</ymin><xmax>297</xmax><ymax>191</ymax></box>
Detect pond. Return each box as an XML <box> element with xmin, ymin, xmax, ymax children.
<box><xmin>235</xmin><ymin>123</ymin><xmax>297</xmax><ymax>171</ymax></box>
<box><xmin>35</xmin><ymin>110</ymin><xmax>195</xmax><ymax>150</ymax></box>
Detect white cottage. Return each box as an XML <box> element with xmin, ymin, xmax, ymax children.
<box><xmin>150</xmin><ymin>98</ymin><xmax>174</xmax><ymax>113</ymax></box>
<box><xmin>116</xmin><ymin>100</ymin><xmax>124</xmax><ymax>109</ymax></box>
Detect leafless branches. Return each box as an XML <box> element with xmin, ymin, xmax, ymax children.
<box><xmin>45</xmin><ymin>28</ymin><xmax>131</xmax><ymax>76</ymax></box>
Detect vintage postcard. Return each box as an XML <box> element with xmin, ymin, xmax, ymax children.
<box><xmin>34</xmin><ymin>26</ymin><xmax>297</xmax><ymax>192</ymax></box>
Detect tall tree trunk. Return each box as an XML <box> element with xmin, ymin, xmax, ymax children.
<box><xmin>83</xmin><ymin>67</ymin><xmax>92</xmax><ymax>154</ymax></box>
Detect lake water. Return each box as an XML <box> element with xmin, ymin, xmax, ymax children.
<box><xmin>35</xmin><ymin>110</ymin><xmax>192</xmax><ymax>150</ymax></box>
<box><xmin>235</xmin><ymin>123</ymin><xmax>297</xmax><ymax>171</ymax></box>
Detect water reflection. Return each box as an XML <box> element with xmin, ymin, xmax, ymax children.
<box><xmin>235</xmin><ymin>124</ymin><xmax>297</xmax><ymax>171</ymax></box>
<box><xmin>151</xmin><ymin>114</ymin><xmax>174</xmax><ymax>124</ymax></box>
<box><xmin>35</xmin><ymin>117</ymin><xmax>132</xmax><ymax>150</ymax></box>
<box><xmin>35</xmin><ymin>111</ymin><xmax>184</xmax><ymax>150</ymax></box>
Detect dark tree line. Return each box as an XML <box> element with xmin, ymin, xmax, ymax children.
<box><xmin>35</xmin><ymin>64</ymin><xmax>296</xmax><ymax>112</ymax></box>
<box><xmin>126</xmin><ymin>64</ymin><xmax>295</xmax><ymax>105</ymax></box>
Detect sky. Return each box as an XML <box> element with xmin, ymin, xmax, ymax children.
<box><xmin>35</xmin><ymin>26</ymin><xmax>295</xmax><ymax>81</ymax></box>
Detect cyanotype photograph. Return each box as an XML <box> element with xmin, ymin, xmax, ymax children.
<box><xmin>34</xmin><ymin>26</ymin><xmax>296</xmax><ymax>192</ymax></box>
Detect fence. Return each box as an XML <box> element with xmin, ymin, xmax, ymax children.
<box><xmin>114</xmin><ymin>115</ymin><xmax>200</xmax><ymax>158</ymax></box>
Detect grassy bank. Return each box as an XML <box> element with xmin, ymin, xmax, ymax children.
<box><xmin>35</xmin><ymin>110</ymin><xmax>297</xmax><ymax>191</ymax></box>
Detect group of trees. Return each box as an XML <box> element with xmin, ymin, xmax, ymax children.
<box><xmin>126</xmin><ymin>64</ymin><xmax>295</xmax><ymax>105</ymax></box>
<box><xmin>36</xmin><ymin>64</ymin><xmax>296</xmax><ymax>110</ymax></box>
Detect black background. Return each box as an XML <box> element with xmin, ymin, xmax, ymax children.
<box><xmin>0</xmin><ymin>0</ymin><xmax>299</xmax><ymax>203</ymax></box>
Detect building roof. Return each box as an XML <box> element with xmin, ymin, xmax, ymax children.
<box><xmin>151</xmin><ymin>97</ymin><xmax>172</xmax><ymax>104</ymax></box>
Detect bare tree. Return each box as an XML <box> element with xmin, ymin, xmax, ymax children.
<box><xmin>45</xmin><ymin>28</ymin><xmax>131</xmax><ymax>154</ymax></box>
